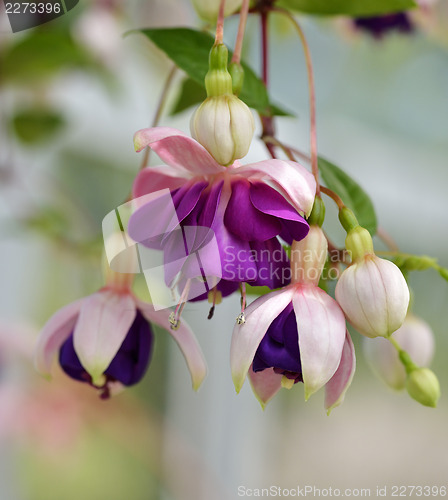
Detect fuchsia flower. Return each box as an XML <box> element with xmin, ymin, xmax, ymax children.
<box><xmin>34</xmin><ymin>267</ymin><xmax>207</xmax><ymax>398</ymax></box>
<box><xmin>354</xmin><ymin>13</ymin><xmax>414</xmax><ymax>38</ymax></box>
<box><xmin>128</xmin><ymin>127</ymin><xmax>316</xmax><ymax>300</ymax></box>
<box><xmin>230</xmin><ymin>226</ymin><xmax>356</xmax><ymax>412</ymax></box>
<box><xmin>335</xmin><ymin>226</ymin><xmax>410</xmax><ymax>338</ymax></box>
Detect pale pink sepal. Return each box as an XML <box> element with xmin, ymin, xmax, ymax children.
<box><xmin>133</xmin><ymin>165</ymin><xmax>190</xmax><ymax>199</ymax></box>
<box><xmin>236</xmin><ymin>159</ymin><xmax>316</xmax><ymax>217</ymax></box>
<box><xmin>133</xmin><ymin>127</ymin><xmax>225</xmax><ymax>176</ymax></box>
<box><xmin>136</xmin><ymin>300</ymin><xmax>207</xmax><ymax>391</ymax></box>
<box><xmin>230</xmin><ymin>287</ymin><xmax>295</xmax><ymax>393</ymax></box>
<box><xmin>292</xmin><ymin>286</ymin><xmax>346</xmax><ymax>400</ymax></box>
<box><xmin>325</xmin><ymin>331</ymin><xmax>356</xmax><ymax>414</ymax></box>
<box><xmin>248</xmin><ymin>365</ymin><xmax>282</xmax><ymax>410</ymax></box>
<box><xmin>34</xmin><ymin>299</ymin><xmax>84</xmax><ymax>378</ymax></box>
<box><xmin>73</xmin><ymin>290</ymin><xmax>136</xmax><ymax>385</ymax></box>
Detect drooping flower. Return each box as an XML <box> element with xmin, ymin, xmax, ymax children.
<box><xmin>335</xmin><ymin>223</ymin><xmax>410</xmax><ymax>338</ymax></box>
<box><xmin>363</xmin><ymin>313</ymin><xmax>435</xmax><ymax>390</ymax></box>
<box><xmin>128</xmin><ymin>127</ymin><xmax>316</xmax><ymax>301</ymax></box>
<box><xmin>34</xmin><ymin>246</ymin><xmax>207</xmax><ymax>398</ymax></box>
<box><xmin>230</xmin><ymin>226</ymin><xmax>355</xmax><ymax>412</ymax></box>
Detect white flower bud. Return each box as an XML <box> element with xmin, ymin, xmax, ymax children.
<box><xmin>363</xmin><ymin>314</ymin><xmax>435</xmax><ymax>390</ymax></box>
<box><xmin>190</xmin><ymin>94</ymin><xmax>255</xmax><ymax>166</ymax></box>
<box><xmin>192</xmin><ymin>0</ymin><xmax>243</xmax><ymax>22</ymax></box>
<box><xmin>335</xmin><ymin>254</ymin><xmax>410</xmax><ymax>338</ymax></box>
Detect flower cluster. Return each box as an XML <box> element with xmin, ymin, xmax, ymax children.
<box><xmin>33</xmin><ymin>6</ymin><xmax>441</xmax><ymax>412</ymax></box>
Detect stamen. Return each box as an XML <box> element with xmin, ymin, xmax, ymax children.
<box><xmin>236</xmin><ymin>312</ymin><xmax>246</xmax><ymax>325</ymax></box>
<box><xmin>170</xmin><ymin>279</ymin><xmax>191</xmax><ymax>330</ymax></box>
<box><xmin>207</xmin><ymin>287</ymin><xmax>222</xmax><ymax>320</ymax></box>
<box><xmin>169</xmin><ymin>312</ymin><xmax>180</xmax><ymax>331</ymax></box>
<box><xmin>281</xmin><ymin>376</ymin><xmax>295</xmax><ymax>390</ymax></box>
<box><xmin>208</xmin><ymin>306</ymin><xmax>215</xmax><ymax>320</ymax></box>
<box><xmin>236</xmin><ymin>283</ymin><xmax>247</xmax><ymax>324</ymax></box>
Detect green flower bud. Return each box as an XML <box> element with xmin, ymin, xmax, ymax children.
<box><xmin>406</xmin><ymin>368</ymin><xmax>440</xmax><ymax>408</ymax></box>
<box><xmin>205</xmin><ymin>43</ymin><xmax>233</xmax><ymax>97</ymax></box>
<box><xmin>229</xmin><ymin>61</ymin><xmax>244</xmax><ymax>96</ymax></box>
<box><xmin>345</xmin><ymin>226</ymin><xmax>374</xmax><ymax>263</ymax></box>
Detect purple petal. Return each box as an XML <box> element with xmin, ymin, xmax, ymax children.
<box><xmin>253</xmin><ymin>303</ymin><xmax>301</xmax><ymax>375</ymax></box>
<box><xmin>224</xmin><ymin>179</ymin><xmax>282</xmax><ymax>241</ymax></box>
<box><xmin>249</xmin><ymin>239</ymin><xmax>290</xmax><ymax>289</ymax></box>
<box><xmin>354</xmin><ymin>13</ymin><xmax>414</xmax><ymax>39</ymax></box>
<box><xmin>249</xmin><ymin>181</ymin><xmax>309</xmax><ymax>243</ymax></box>
<box><xmin>235</xmin><ymin>159</ymin><xmax>316</xmax><ymax>217</ymax></box>
<box><xmin>211</xmin><ymin>183</ymin><xmax>258</xmax><ymax>282</ymax></box>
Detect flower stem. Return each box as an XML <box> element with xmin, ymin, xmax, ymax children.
<box><xmin>139</xmin><ymin>64</ymin><xmax>177</xmax><ymax>171</ymax></box>
<box><xmin>376</xmin><ymin>226</ymin><xmax>400</xmax><ymax>252</ymax></box>
<box><xmin>262</xmin><ymin>135</ymin><xmax>295</xmax><ymax>160</ymax></box>
<box><xmin>320</xmin><ymin>185</ymin><xmax>345</xmax><ymax>210</ymax></box>
<box><xmin>274</xmin><ymin>8</ymin><xmax>320</xmax><ymax>195</ymax></box>
<box><xmin>215</xmin><ymin>0</ymin><xmax>226</xmax><ymax>44</ymax></box>
<box><xmin>232</xmin><ymin>0</ymin><xmax>250</xmax><ymax>64</ymax></box>
<box><xmin>259</xmin><ymin>10</ymin><xmax>277</xmax><ymax>159</ymax></box>
<box><xmin>261</xmin><ymin>9</ymin><xmax>269</xmax><ymax>87</ymax></box>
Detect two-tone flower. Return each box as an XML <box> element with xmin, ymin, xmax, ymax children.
<box><xmin>230</xmin><ymin>226</ymin><xmax>355</xmax><ymax>412</ymax></box>
<box><xmin>34</xmin><ymin>261</ymin><xmax>207</xmax><ymax>398</ymax></box>
<box><xmin>335</xmin><ymin>221</ymin><xmax>410</xmax><ymax>338</ymax></box>
<box><xmin>128</xmin><ymin>127</ymin><xmax>316</xmax><ymax>301</ymax></box>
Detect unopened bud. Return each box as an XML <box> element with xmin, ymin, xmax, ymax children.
<box><xmin>229</xmin><ymin>61</ymin><xmax>244</xmax><ymax>96</ymax></box>
<box><xmin>191</xmin><ymin>94</ymin><xmax>254</xmax><ymax>166</ymax></box>
<box><xmin>191</xmin><ymin>43</ymin><xmax>254</xmax><ymax>166</ymax></box>
<box><xmin>406</xmin><ymin>368</ymin><xmax>440</xmax><ymax>408</ymax></box>
<box><xmin>192</xmin><ymin>0</ymin><xmax>242</xmax><ymax>23</ymax></box>
<box><xmin>363</xmin><ymin>314</ymin><xmax>435</xmax><ymax>390</ymax></box>
<box><xmin>335</xmin><ymin>254</ymin><xmax>409</xmax><ymax>338</ymax></box>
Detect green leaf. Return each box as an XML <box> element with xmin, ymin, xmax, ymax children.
<box><xmin>132</xmin><ymin>27</ymin><xmax>290</xmax><ymax>116</ymax></box>
<box><xmin>318</xmin><ymin>157</ymin><xmax>377</xmax><ymax>235</ymax></box>
<box><xmin>393</xmin><ymin>254</ymin><xmax>438</xmax><ymax>272</ymax></box>
<box><xmin>0</xmin><ymin>28</ymin><xmax>95</xmax><ymax>84</ymax></box>
<box><xmin>171</xmin><ymin>77</ymin><xmax>207</xmax><ymax>115</ymax></box>
<box><xmin>276</xmin><ymin>0</ymin><xmax>417</xmax><ymax>17</ymax></box>
<box><xmin>11</xmin><ymin>108</ymin><xmax>65</xmax><ymax>144</ymax></box>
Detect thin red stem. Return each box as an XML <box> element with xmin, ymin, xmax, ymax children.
<box><xmin>215</xmin><ymin>0</ymin><xmax>226</xmax><ymax>44</ymax></box>
<box><xmin>320</xmin><ymin>186</ymin><xmax>345</xmax><ymax>210</ymax></box>
<box><xmin>274</xmin><ymin>8</ymin><xmax>320</xmax><ymax>195</ymax></box>
<box><xmin>232</xmin><ymin>0</ymin><xmax>250</xmax><ymax>64</ymax></box>
<box><xmin>139</xmin><ymin>64</ymin><xmax>177</xmax><ymax>171</ymax></box>
<box><xmin>261</xmin><ymin>10</ymin><xmax>269</xmax><ymax>87</ymax></box>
